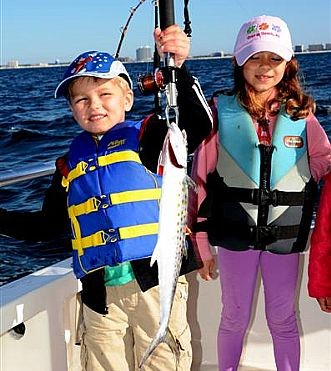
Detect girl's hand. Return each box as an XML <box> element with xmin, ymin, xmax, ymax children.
<box><xmin>154</xmin><ymin>24</ymin><xmax>190</xmax><ymax>68</ymax></box>
<box><xmin>198</xmin><ymin>258</ymin><xmax>217</xmax><ymax>281</ymax></box>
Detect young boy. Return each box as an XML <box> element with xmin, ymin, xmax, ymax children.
<box><xmin>0</xmin><ymin>25</ymin><xmax>212</xmax><ymax>370</ymax></box>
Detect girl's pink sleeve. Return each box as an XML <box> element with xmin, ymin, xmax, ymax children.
<box><xmin>306</xmin><ymin>113</ymin><xmax>331</xmax><ymax>182</ymax></box>
<box><xmin>188</xmin><ymin>125</ymin><xmax>218</xmax><ymax>262</ymax></box>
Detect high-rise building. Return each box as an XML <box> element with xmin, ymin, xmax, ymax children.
<box><xmin>308</xmin><ymin>44</ymin><xmax>324</xmax><ymax>52</ymax></box>
<box><xmin>294</xmin><ymin>44</ymin><xmax>304</xmax><ymax>53</ymax></box>
<box><xmin>136</xmin><ymin>46</ymin><xmax>152</xmax><ymax>62</ymax></box>
<box><xmin>8</xmin><ymin>60</ymin><xmax>19</xmax><ymax>68</ymax></box>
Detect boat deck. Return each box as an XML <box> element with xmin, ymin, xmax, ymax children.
<box><xmin>1</xmin><ymin>251</ymin><xmax>330</xmax><ymax>371</ymax></box>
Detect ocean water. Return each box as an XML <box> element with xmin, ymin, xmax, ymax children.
<box><xmin>0</xmin><ymin>54</ymin><xmax>330</xmax><ymax>285</ymax></box>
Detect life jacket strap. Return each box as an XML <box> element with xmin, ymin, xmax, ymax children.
<box><xmin>220</xmin><ymin>187</ymin><xmax>309</xmax><ymax>206</ymax></box>
<box><xmin>65</xmin><ymin>150</ymin><xmax>142</xmax><ymax>185</ymax></box>
<box><xmin>252</xmin><ymin>225</ymin><xmax>300</xmax><ymax>248</ymax></box>
<box><xmin>68</xmin><ymin>197</ymin><xmax>100</xmax><ymax>218</ymax></box>
<box><xmin>98</xmin><ymin>150</ymin><xmax>141</xmax><ymax>167</ymax></box>
<box><xmin>110</xmin><ymin>188</ymin><xmax>161</xmax><ymax>205</ymax></box>
<box><xmin>72</xmin><ymin>230</ymin><xmax>108</xmax><ymax>255</ymax></box>
<box><xmin>195</xmin><ymin>220</ymin><xmax>300</xmax><ymax>247</ymax></box>
<box><xmin>72</xmin><ymin>223</ymin><xmax>159</xmax><ymax>255</ymax></box>
<box><xmin>68</xmin><ymin>161</ymin><xmax>89</xmax><ymax>183</ymax></box>
<box><xmin>68</xmin><ymin>188</ymin><xmax>162</xmax><ymax>218</ymax></box>
<box><xmin>119</xmin><ymin>222</ymin><xmax>158</xmax><ymax>239</ymax></box>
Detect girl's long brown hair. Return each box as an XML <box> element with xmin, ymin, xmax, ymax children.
<box><xmin>232</xmin><ymin>58</ymin><xmax>316</xmax><ymax>121</ymax></box>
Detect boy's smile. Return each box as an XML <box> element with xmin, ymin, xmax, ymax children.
<box><xmin>69</xmin><ymin>77</ymin><xmax>133</xmax><ymax>135</ymax></box>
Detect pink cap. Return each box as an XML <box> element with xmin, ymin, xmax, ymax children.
<box><xmin>233</xmin><ymin>15</ymin><xmax>293</xmax><ymax>66</ymax></box>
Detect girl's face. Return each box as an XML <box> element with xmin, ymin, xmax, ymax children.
<box><xmin>243</xmin><ymin>51</ymin><xmax>287</xmax><ymax>99</ymax></box>
<box><xmin>69</xmin><ymin>77</ymin><xmax>133</xmax><ymax>135</ymax></box>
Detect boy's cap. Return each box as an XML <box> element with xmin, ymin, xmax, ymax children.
<box><xmin>233</xmin><ymin>15</ymin><xmax>293</xmax><ymax>66</ymax></box>
<box><xmin>54</xmin><ymin>51</ymin><xmax>133</xmax><ymax>98</ymax></box>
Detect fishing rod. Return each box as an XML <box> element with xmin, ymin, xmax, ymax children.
<box><xmin>116</xmin><ymin>0</ymin><xmax>192</xmax><ymax>116</ymax></box>
<box><xmin>137</xmin><ymin>0</ymin><xmax>181</xmax><ymax>122</ymax></box>
<box><xmin>152</xmin><ymin>0</ymin><xmax>162</xmax><ymax>114</ymax></box>
<box><xmin>159</xmin><ymin>0</ymin><xmax>179</xmax><ymax>125</ymax></box>
<box><xmin>115</xmin><ymin>0</ymin><xmax>147</xmax><ymax>59</ymax></box>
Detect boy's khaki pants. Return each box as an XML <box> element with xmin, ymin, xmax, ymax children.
<box><xmin>80</xmin><ymin>276</ymin><xmax>192</xmax><ymax>371</ymax></box>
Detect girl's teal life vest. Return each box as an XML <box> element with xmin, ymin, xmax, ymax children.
<box><xmin>63</xmin><ymin>120</ymin><xmax>162</xmax><ymax>278</ymax></box>
<box><xmin>199</xmin><ymin>94</ymin><xmax>316</xmax><ymax>254</ymax></box>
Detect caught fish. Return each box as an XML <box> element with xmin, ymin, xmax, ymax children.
<box><xmin>139</xmin><ymin>121</ymin><xmax>195</xmax><ymax>369</ymax></box>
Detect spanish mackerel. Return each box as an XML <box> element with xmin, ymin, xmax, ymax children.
<box><xmin>139</xmin><ymin>121</ymin><xmax>195</xmax><ymax>368</ymax></box>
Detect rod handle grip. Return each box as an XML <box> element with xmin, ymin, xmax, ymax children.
<box><xmin>159</xmin><ymin>0</ymin><xmax>175</xmax><ymax>30</ymax></box>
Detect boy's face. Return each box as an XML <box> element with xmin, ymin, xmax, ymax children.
<box><xmin>69</xmin><ymin>77</ymin><xmax>133</xmax><ymax>135</ymax></box>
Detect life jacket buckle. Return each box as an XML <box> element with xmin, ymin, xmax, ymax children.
<box><xmin>255</xmin><ymin>226</ymin><xmax>277</xmax><ymax>248</ymax></box>
<box><xmin>94</xmin><ymin>194</ymin><xmax>111</xmax><ymax>209</ymax></box>
<box><xmin>252</xmin><ymin>189</ymin><xmax>279</xmax><ymax>206</ymax></box>
<box><xmin>258</xmin><ymin>189</ymin><xmax>271</xmax><ymax>206</ymax></box>
<box><xmin>102</xmin><ymin>228</ymin><xmax>119</xmax><ymax>243</ymax></box>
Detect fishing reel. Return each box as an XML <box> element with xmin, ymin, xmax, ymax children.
<box><xmin>137</xmin><ymin>67</ymin><xmax>174</xmax><ymax>96</ymax></box>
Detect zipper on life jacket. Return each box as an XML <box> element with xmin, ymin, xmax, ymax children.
<box><xmin>256</xmin><ymin>144</ymin><xmax>274</xmax><ymax>248</ymax></box>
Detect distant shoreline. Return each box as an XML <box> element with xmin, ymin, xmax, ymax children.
<box><xmin>1</xmin><ymin>50</ymin><xmax>330</xmax><ymax>70</ymax></box>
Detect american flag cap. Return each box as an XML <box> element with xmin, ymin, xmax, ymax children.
<box><xmin>55</xmin><ymin>51</ymin><xmax>132</xmax><ymax>98</ymax></box>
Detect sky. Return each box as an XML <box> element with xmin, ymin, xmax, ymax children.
<box><xmin>1</xmin><ymin>0</ymin><xmax>330</xmax><ymax>65</ymax></box>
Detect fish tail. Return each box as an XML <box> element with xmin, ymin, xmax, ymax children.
<box><xmin>164</xmin><ymin>328</ymin><xmax>181</xmax><ymax>368</ymax></box>
<box><xmin>138</xmin><ymin>327</ymin><xmax>180</xmax><ymax>369</ymax></box>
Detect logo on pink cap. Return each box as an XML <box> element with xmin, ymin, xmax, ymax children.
<box><xmin>246</xmin><ymin>21</ymin><xmax>282</xmax><ymax>40</ymax></box>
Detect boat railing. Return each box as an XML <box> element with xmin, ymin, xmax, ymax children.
<box><xmin>0</xmin><ymin>161</ymin><xmax>55</xmax><ymax>188</ymax></box>
<box><xmin>0</xmin><ymin>163</ymin><xmax>81</xmax><ymax>370</ymax></box>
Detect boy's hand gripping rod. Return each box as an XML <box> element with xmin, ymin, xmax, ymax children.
<box><xmin>159</xmin><ymin>0</ymin><xmax>179</xmax><ymax>126</ymax></box>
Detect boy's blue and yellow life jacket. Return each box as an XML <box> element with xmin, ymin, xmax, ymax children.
<box><xmin>198</xmin><ymin>94</ymin><xmax>317</xmax><ymax>254</ymax></box>
<box><xmin>62</xmin><ymin>120</ymin><xmax>162</xmax><ymax>278</ymax></box>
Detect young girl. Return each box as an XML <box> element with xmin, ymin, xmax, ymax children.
<box><xmin>308</xmin><ymin>171</ymin><xmax>331</xmax><ymax>313</ymax></box>
<box><xmin>189</xmin><ymin>15</ymin><xmax>331</xmax><ymax>371</ymax></box>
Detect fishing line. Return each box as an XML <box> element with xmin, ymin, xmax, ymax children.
<box><xmin>115</xmin><ymin>1</ymin><xmax>192</xmax><ymax>59</ymax></box>
<box><xmin>115</xmin><ymin>0</ymin><xmax>148</xmax><ymax>59</ymax></box>
<box><xmin>115</xmin><ymin>0</ymin><xmax>192</xmax><ymax>115</ymax></box>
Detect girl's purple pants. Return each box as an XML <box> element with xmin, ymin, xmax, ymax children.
<box><xmin>217</xmin><ymin>247</ymin><xmax>300</xmax><ymax>371</ymax></box>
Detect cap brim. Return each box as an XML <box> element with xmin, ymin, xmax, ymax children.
<box><xmin>235</xmin><ymin>42</ymin><xmax>293</xmax><ymax>66</ymax></box>
<box><xmin>54</xmin><ymin>71</ymin><xmax>133</xmax><ymax>99</ymax></box>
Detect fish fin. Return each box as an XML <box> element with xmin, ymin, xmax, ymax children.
<box><xmin>185</xmin><ymin>175</ymin><xmax>197</xmax><ymax>192</ymax></box>
<box><xmin>183</xmin><ymin>239</ymin><xmax>189</xmax><ymax>259</ymax></box>
<box><xmin>164</xmin><ymin>328</ymin><xmax>181</xmax><ymax>368</ymax></box>
<box><xmin>138</xmin><ymin>327</ymin><xmax>180</xmax><ymax>369</ymax></box>
<box><xmin>150</xmin><ymin>242</ymin><xmax>159</xmax><ymax>267</ymax></box>
<box><xmin>168</xmin><ymin>125</ymin><xmax>188</xmax><ymax>168</ymax></box>
<box><xmin>138</xmin><ymin>328</ymin><xmax>164</xmax><ymax>369</ymax></box>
